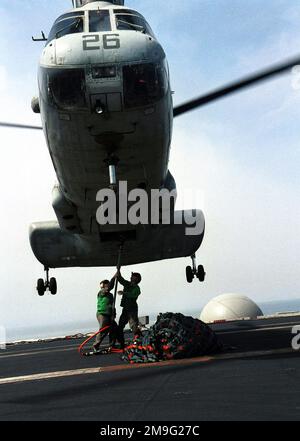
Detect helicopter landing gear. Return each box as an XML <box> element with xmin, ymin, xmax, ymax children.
<box><xmin>36</xmin><ymin>267</ymin><xmax>57</xmax><ymax>296</ymax></box>
<box><xmin>37</xmin><ymin>278</ymin><xmax>45</xmax><ymax>296</ymax></box>
<box><xmin>186</xmin><ymin>254</ymin><xmax>206</xmax><ymax>284</ymax></box>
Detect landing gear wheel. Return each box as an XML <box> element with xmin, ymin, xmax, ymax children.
<box><xmin>36</xmin><ymin>267</ymin><xmax>58</xmax><ymax>296</ymax></box>
<box><xmin>49</xmin><ymin>278</ymin><xmax>57</xmax><ymax>295</ymax></box>
<box><xmin>37</xmin><ymin>279</ymin><xmax>45</xmax><ymax>296</ymax></box>
<box><xmin>197</xmin><ymin>265</ymin><xmax>206</xmax><ymax>282</ymax></box>
<box><xmin>186</xmin><ymin>266</ymin><xmax>194</xmax><ymax>284</ymax></box>
<box><xmin>186</xmin><ymin>255</ymin><xmax>206</xmax><ymax>284</ymax></box>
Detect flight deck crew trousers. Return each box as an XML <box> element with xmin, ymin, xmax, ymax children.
<box><xmin>118</xmin><ymin>305</ymin><xmax>140</xmax><ymax>347</ymax></box>
<box><xmin>93</xmin><ymin>314</ymin><xmax>112</xmax><ymax>350</ymax></box>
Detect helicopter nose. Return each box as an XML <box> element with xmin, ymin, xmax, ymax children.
<box><xmin>40</xmin><ymin>32</ymin><xmax>167</xmax><ymax>114</ymax></box>
<box><xmin>53</xmin><ymin>31</ymin><xmax>165</xmax><ymax>67</ymax></box>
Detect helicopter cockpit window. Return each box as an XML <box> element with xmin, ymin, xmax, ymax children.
<box><xmin>114</xmin><ymin>12</ymin><xmax>155</xmax><ymax>38</ymax></box>
<box><xmin>89</xmin><ymin>10</ymin><xmax>112</xmax><ymax>32</ymax></box>
<box><xmin>123</xmin><ymin>62</ymin><xmax>168</xmax><ymax>109</ymax></box>
<box><xmin>114</xmin><ymin>9</ymin><xmax>143</xmax><ymax>16</ymax></box>
<box><xmin>46</xmin><ymin>68</ymin><xmax>87</xmax><ymax>110</ymax></box>
<box><xmin>48</xmin><ymin>14</ymin><xmax>84</xmax><ymax>44</ymax></box>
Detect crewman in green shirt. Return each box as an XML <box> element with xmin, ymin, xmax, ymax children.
<box><xmin>93</xmin><ymin>279</ymin><xmax>115</xmax><ymax>352</ymax></box>
<box><xmin>116</xmin><ymin>270</ymin><xmax>142</xmax><ymax>348</ymax></box>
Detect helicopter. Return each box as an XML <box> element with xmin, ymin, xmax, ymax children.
<box><xmin>1</xmin><ymin>0</ymin><xmax>299</xmax><ymax>296</ymax></box>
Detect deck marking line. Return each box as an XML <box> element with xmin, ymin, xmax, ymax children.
<box><xmin>0</xmin><ymin>347</ymin><xmax>297</xmax><ymax>386</ymax></box>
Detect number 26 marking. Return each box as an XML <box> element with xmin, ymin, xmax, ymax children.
<box><xmin>83</xmin><ymin>34</ymin><xmax>120</xmax><ymax>51</ymax></box>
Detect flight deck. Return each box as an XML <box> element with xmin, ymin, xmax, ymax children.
<box><xmin>0</xmin><ymin>314</ymin><xmax>299</xmax><ymax>421</ymax></box>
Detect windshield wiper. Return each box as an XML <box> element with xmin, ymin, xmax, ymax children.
<box><xmin>117</xmin><ymin>19</ymin><xmax>145</xmax><ymax>33</ymax></box>
<box><xmin>56</xmin><ymin>17</ymin><xmax>83</xmax><ymax>39</ymax></box>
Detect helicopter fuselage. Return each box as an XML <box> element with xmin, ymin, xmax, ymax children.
<box><xmin>29</xmin><ymin>0</ymin><xmax>205</xmax><ymax>274</ymax></box>
<box><xmin>38</xmin><ymin>1</ymin><xmax>173</xmax><ymax>235</ymax></box>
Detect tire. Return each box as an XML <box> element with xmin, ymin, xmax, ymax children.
<box><xmin>186</xmin><ymin>266</ymin><xmax>194</xmax><ymax>283</ymax></box>
<box><xmin>49</xmin><ymin>277</ymin><xmax>57</xmax><ymax>295</ymax></box>
<box><xmin>197</xmin><ymin>265</ymin><xmax>206</xmax><ymax>282</ymax></box>
<box><xmin>37</xmin><ymin>279</ymin><xmax>45</xmax><ymax>296</ymax></box>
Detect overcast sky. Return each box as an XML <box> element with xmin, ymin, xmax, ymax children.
<box><xmin>0</xmin><ymin>0</ymin><xmax>299</xmax><ymax>339</ymax></box>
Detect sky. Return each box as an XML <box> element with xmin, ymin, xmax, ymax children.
<box><xmin>0</xmin><ymin>0</ymin><xmax>299</xmax><ymax>339</ymax></box>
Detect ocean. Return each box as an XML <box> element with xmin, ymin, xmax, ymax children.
<box><xmin>3</xmin><ymin>298</ymin><xmax>300</xmax><ymax>344</ymax></box>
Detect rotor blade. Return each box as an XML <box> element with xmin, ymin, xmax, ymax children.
<box><xmin>0</xmin><ymin>122</ymin><xmax>43</xmax><ymax>130</ymax></box>
<box><xmin>173</xmin><ymin>55</ymin><xmax>300</xmax><ymax>117</ymax></box>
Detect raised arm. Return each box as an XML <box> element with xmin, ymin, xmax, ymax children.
<box><xmin>116</xmin><ymin>271</ymin><xmax>130</xmax><ymax>288</ymax></box>
<box><xmin>109</xmin><ymin>277</ymin><xmax>115</xmax><ymax>291</ymax></box>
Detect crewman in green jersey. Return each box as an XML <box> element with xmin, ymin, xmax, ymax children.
<box><xmin>116</xmin><ymin>271</ymin><xmax>142</xmax><ymax>348</ymax></box>
<box><xmin>93</xmin><ymin>279</ymin><xmax>115</xmax><ymax>352</ymax></box>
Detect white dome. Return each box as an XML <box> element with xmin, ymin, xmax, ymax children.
<box><xmin>200</xmin><ymin>293</ymin><xmax>263</xmax><ymax>323</ymax></box>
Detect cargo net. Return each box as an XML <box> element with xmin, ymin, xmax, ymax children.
<box><xmin>123</xmin><ymin>313</ymin><xmax>222</xmax><ymax>364</ymax></box>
